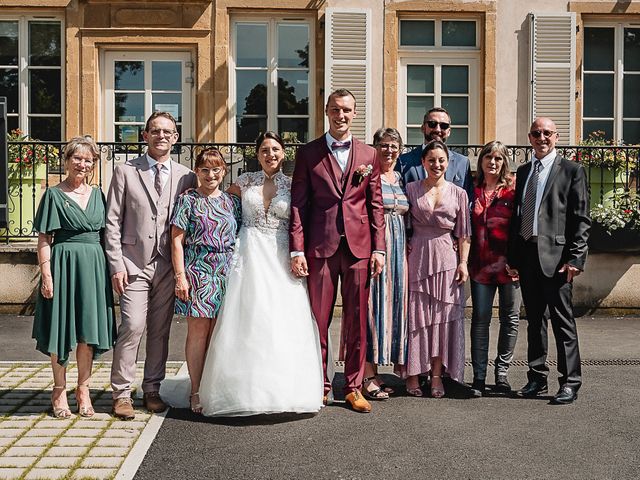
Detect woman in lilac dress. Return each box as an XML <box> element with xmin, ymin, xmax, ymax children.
<box><xmin>404</xmin><ymin>140</ymin><xmax>471</xmax><ymax>398</ymax></box>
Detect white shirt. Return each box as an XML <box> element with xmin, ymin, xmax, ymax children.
<box><xmin>522</xmin><ymin>149</ymin><xmax>556</xmax><ymax>236</ymax></box>
<box><xmin>146</xmin><ymin>154</ymin><xmax>172</xmax><ymax>190</ymax></box>
<box><xmin>325</xmin><ymin>132</ymin><xmax>352</xmax><ymax>172</ymax></box>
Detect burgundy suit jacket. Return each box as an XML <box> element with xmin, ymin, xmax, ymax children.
<box><xmin>289</xmin><ymin>136</ymin><xmax>385</xmax><ymax>259</ymax></box>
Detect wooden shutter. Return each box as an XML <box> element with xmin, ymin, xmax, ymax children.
<box><xmin>529</xmin><ymin>13</ymin><xmax>576</xmax><ymax>142</ymax></box>
<box><xmin>325</xmin><ymin>8</ymin><xmax>370</xmax><ymax>141</ymax></box>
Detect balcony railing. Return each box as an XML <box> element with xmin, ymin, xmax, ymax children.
<box><xmin>2</xmin><ymin>141</ymin><xmax>638</xmax><ymax>241</ymax></box>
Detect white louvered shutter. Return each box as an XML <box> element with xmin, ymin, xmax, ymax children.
<box><xmin>529</xmin><ymin>13</ymin><xmax>576</xmax><ymax>142</ymax></box>
<box><xmin>325</xmin><ymin>8</ymin><xmax>370</xmax><ymax>142</ymax></box>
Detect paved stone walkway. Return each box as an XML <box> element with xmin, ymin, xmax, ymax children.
<box><xmin>0</xmin><ymin>361</ymin><xmax>181</xmax><ymax>480</ymax></box>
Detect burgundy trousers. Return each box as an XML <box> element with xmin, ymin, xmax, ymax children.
<box><xmin>306</xmin><ymin>239</ymin><xmax>370</xmax><ymax>395</ymax></box>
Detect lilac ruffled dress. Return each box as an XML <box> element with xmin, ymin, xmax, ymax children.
<box><xmin>405</xmin><ymin>181</ymin><xmax>471</xmax><ymax>381</ymax></box>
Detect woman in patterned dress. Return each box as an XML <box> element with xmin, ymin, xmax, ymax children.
<box><xmin>362</xmin><ymin>128</ymin><xmax>409</xmax><ymax>400</ymax></box>
<box><xmin>404</xmin><ymin>140</ymin><xmax>471</xmax><ymax>398</ymax></box>
<box><xmin>170</xmin><ymin>148</ymin><xmax>241</xmax><ymax>413</ymax></box>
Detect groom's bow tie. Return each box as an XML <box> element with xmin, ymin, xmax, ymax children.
<box><xmin>331</xmin><ymin>140</ymin><xmax>351</xmax><ymax>150</ymax></box>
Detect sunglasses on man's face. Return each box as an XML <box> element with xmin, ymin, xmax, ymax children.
<box><xmin>425</xmin><ymin>120</ymin><xmax>451</xmax><ymax>130</ymax></box>
<box><xmin>529</xmin><ymin>129</ymin><xmax>556</xmax><ymax>139</ymax></box>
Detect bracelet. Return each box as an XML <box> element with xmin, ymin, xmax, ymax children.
<box><xmin>174</xmin><ymin>271</ymin><xmax>185</xmax><ymax>280</ymax></box>
<box><xmin>459</xmin><ymin>260</ymin><xmax>468</xmax><ymax>264</ymax></box>
<box><xmin>39</xmin><ymin>259</ymin><xmax>50</xmax><ymax>266</ymax></box>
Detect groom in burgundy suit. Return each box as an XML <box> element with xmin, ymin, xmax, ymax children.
<box><xmin>290</xmin><ymin>89</ymin><xmax>385</xmax><ymax>413</ymax></box>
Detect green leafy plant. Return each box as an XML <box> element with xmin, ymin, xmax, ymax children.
<box><xmin>574</xmin><ymin>131</ymin><xmax>638</xmax><ymax>170</ymax></box>
<box><xmin>6</xmin><ymin>129</ymin><xmax>59</xmax><ymax>177</ymax></box>
<box><xmin>591</xmin><ymin>190</ymin><xmax>640</xmax><ymax>235</ymax></box>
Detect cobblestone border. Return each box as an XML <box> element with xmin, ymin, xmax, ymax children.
<box><xmin>0</xmin><ymin>361</ymin><xmax>182</xmax><ymax>480</ymax></box>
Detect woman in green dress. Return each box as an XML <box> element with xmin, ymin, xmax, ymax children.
<box><xmin>33</xmin><ymin>136</ymin><xmax>116</xmax><ymax>418</ymax></box>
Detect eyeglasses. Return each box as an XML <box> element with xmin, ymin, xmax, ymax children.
<box><xmin>529</xmin><ymin>129</ymin><xmax>556</xmax><ymax>139</ymax></box>
<box><xmin>199</xmin><ymin>167</ymin><xmax>224</xmax><ymax>175</ymax></box>
<box><xmin>148</xmin><ymin>129</ymin><xmax>177</xmax><ymax>137</ymax></box>
<box><xmin>70</xmin><ymin>155</ymin><xmax>94</xmax><ymax>166</ymax></box>
<box><xmin>377</xmin><ymin>143</ymin><xmax>399</xmax><ymax>151</ymax></box>
<box><xmin>425</xmin><ymin>120</ymin><xmax>451</xmax><ymax>130</ymax></box>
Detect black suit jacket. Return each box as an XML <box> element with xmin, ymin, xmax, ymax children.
<box><xmin>507</xmin><ymin>154</ymin><xmax>591</xmax><ymax>277</ymax></box>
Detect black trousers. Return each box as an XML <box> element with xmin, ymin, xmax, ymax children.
<box><xmin>519</xmin><ymin>240</ymin><xmax>582</xmax><ymax>390</ymax></box>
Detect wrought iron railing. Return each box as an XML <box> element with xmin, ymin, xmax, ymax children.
<box><xmin>1</xmin><ymin>141</ymin><xmax>638</xmax><ymax>241</ymax></box>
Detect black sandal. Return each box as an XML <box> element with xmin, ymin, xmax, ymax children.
<box><xmin>363</xmin><ymin>377</ymin><xmax>389</xmax><ymax>400</ymax></box>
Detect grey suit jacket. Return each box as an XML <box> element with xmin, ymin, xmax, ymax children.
<box><xmin>396</xmin><ymin>145</ymin><xmax>474</xmax><ymax>202</ymax></box>
<box><xmin>507</xmin><ymin>154</ymin><xmax>591</xmax><ymax>277</ymax></box>
<box><xmin>105</xmin><ymin>155</ymin><xmax>197</xmax><ymax>276</ymax></box>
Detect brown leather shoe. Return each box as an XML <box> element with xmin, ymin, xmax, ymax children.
<box><xmin>112</xmin><ymin>397</ymin><xmax>135</xmax><ymax>420</ymax></box>
<box><xmin>143</xmin><ymin>392</ymin><xmax>167</xmax><ymax>413</ymax></box>
<box><xmin>345</xmin><ymin>390</ymin><xmax>372</xmax><ymax>413</ymax></box>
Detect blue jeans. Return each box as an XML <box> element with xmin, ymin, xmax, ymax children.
<box><xmin>470</xmin><ymin>280</ymin><xmax>521</xmax><ymax>381</ymax></box>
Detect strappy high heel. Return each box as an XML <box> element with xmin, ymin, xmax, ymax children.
<box><xmin>51</xmin><ymin>385</ymin><xmax>72</xmax><ymax>419</ymax></box>
<box><xmin>430</xmin><ymin>375</ymin><xmax>445</xmax><ymax>399</ymax></box>
<box><xmin>190</xmin><ymin>392</ymin><xmax>203</xmax><ymax>414</ymax></box>
<box><xmin>75</xmin><ymin>384</ymin><xmax>95</xmax><ymax>417</ymax></box>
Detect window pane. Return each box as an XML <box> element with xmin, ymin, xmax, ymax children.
<box><xmin>278</xmin><ymin>24</ymin><xmax>309</xmax><ymax>68</ymax></box>
<box><xmin>115</xmin><ymin>124</ymin><xmax>143</xmax><ymax>143</ymax></box>
<box><xmin>448</xmin><ymin>127</ymin><xmax>468</xmax><ymax>144</ymax></box>
<box><xmin>8</xmin><ymin>115</ymin><xmax>18</xmax><ymax>133</ymax></box>
<box><xmin>115</xmin><ymin>61</ymin><xmax>144</xmax><ymax>90</ymax></box>
<box><xmin>29</xmin><ymin>22</ymin><xmax>61</xmax><ymax>66</ymax></box>
<box><xmin>584</xmin><ymin>27</ymin><xmax>614</xmax><ymax>71</ymax></box>
<box><xmin>236</xmin><ymin>116</ymin><xmax>267</xmax><ymax>142</ymax></box>
<box><xmin>442</xmin><ymin>96</ymin><xmax>468</xmax><ymax>124</ymax></box>
<box><xmin>0</xmin><ymin>68</ymin><xmax>18</xmax><ymax>113</ymax></box>
<box><xmin>152</xmin><ymin>61</ymin><xmax>182</xmax><ymax>90</ymax></box>
<box><xmin>583</xmin><ymin>74</ymin><xmax>614</xmax><ymax>117</ymax></box>
<box><xmin>442</xmin><ymin>21</ymin><xmax>476</xmax><ymax>47</ymax></box>
<box><xmin>115</xmin><ymin>93</ymin><xmax>145</xmax><ymax>122</ymax></box>
<box><xmin>153</xmin><ymin>93</ymin><xmax>182</xmax><ymax>122</ymax></box>
<box><xmin>29</xmin><ymin>70</ymin><xmax>61</xmax><ymax>114</ymax></box>
<box><xmin>406</xmin><ymin>127</ymin><xmax>423</xmax><ymax>145</ymax></box>
<box><xmin>623</xmin><ymin>121</ymin><xmax>640</xmax><ymax>144</ymax></box>
<box><xmin>623</xmin><ymin>75</ymin><xmax>640</xmax><ymax>117</ymax></box>
<box><xmin>30</xmin><ymin>116</ymin><xmax>61</xmax><ymax>141</ymax></box>
<box><xmin>0</xmin><ymin>21</ymin><xmax>18</xmax><ymax>66</ymax></box>
<box><xmin>278</xmin><ymin>118</ymin><xmax>308</xmax><ymax>143</ymax></box>
<box><xmin>624</xmin><ymin>28</ymin><xmax>640</xmax><ymax>72</ymax></box>
<box><xmin>278</xmin><ymin>71</ymin><xmax>308</xmax><ymax>115</ymax></box>
<box><xmin>583</xmin><ymin>120</ymin><xmax>614</xmax><ymax>140</ymax></box>
<box><xmin>400</xmin><ymin>21</ymin><xmax>435</xmax><ymax>47</ymax></box>
<box><xmin>407</xmin><ymin>96</ymin><xmax>433</xmax><ymax>125</ymax></box>
<box><xmin>237</xmin><ymin>70</ymin><xmax>267</xmax><ymax>115</ymax></box>
<box><xmin>236</xmin><ymin>23</ymin><xmax>267</xmax><ymax>67</ymax></box>
<box><xmin>442</xmin><ymin>66</ymin><xmax>468</xmax><ymax>94</ymax></box>
<box><xmin>407</xmin><ymin>65</ymin><xmax>434</xmax><ymax>93</ymax></box>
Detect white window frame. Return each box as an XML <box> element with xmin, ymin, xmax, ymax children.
<box><xmin>101</xmin><ymin>50</ymin><xmax>194</xmax><ymax>143</ymax></box>
<box><xmin>582</xmin><ymin>22</ymin><xmax>640</xmax><ymax>142</ymax></box>
<box><xmin>397</xmin><ymin>18</ymin><xmax>481</xmax><ymax>145</ymax></box>
<box><xmin>229</xmin><ymin>15</ymin><xmax>315</xmax><ymax>143</ymax></box>
<box><xmin>0</xmin><ymin>14</ymin><xmax>65</xmax><ymax>140</ymax></box>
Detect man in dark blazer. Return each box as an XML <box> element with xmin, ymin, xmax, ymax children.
<box><xmin>396</xmin><ymin>107</ymin><xmax>474</xmax><ymax>201</ymax></box>
<box><xmin>289</xmin><ymin>89</ymin><xmax>386</xmax><ymax>413</ymax></box>
<box><xmin>507</xmin><ymin>117</ymin><xmax>590</xmax><ymax>405</ymax></box>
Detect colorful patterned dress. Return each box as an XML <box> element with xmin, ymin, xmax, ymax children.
<box><xmin>171</xmin><ymin>190</ymin><xmax>241</xmax><ymax>318</ymax></box>
<box><xmin>367</xmin><ymin>171</ymin><xmax>409</xmax><ymax>367</ymax></box>
<box><xmin>405</xmin><ymin>180</ymin><xmax>471</xmax><ymax>381</ymax></box>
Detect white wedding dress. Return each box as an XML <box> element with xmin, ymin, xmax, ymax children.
<box><xmin>161</xmin><ymin>170</ymin><xmax>324</xmax><ymax>416</ymax></box>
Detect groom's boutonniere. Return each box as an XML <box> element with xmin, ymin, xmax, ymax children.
<box><xmin>354</xmin><ymin>164</ymin><xmax>373</xmax><ymax>185</ymax></box>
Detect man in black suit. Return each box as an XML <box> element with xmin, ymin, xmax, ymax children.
<box><xmin>507</xmin><ymin>117</ymin><xmax>590</xmax><ymax>405</ymax></box>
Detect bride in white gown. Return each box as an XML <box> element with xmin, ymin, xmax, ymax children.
<box><xmin>162</xmin><ymin>131</ymin><xmax>324</xmax><ymax>416</ymax></box>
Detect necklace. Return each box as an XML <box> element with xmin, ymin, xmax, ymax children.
<box><xmin>64</xmin><ymin>180</ymin><xmax>88</xmax><ymax>195</ymax></box>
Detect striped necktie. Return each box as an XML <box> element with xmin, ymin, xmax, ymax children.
<box><xmin>520</xmin><ymin>159</ymin><xmax>541</xmax><ymax>240</ymax></box>
<box><xmin>154</xmin><ymin>164</ymin><xmax>163</xmax><ymax>196</ymax></box>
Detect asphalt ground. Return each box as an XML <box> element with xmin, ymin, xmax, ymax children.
<box><xmin>3</xmin><ymin>314</ymin><xmax>640</xmax><ymax>479</ymax></box>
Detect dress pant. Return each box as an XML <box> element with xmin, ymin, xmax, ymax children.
<box><xmin>470</xmin><ymin>280</ymin><xmax>520</xmax><ymax>382</ymax></box>
<box><xmin>306</xmin><ymin>238</ymin><xmax>369</xmax><ymax>395</ymax></box>
<box><xmin>519</xmin><ymin>240</ymin><xmax>582</xmax><ymax>390</ymax></box>
<box><xmin>111</xmin><ymin>256</ymin><xmax>176</xmax><ymax>399</ymax></box>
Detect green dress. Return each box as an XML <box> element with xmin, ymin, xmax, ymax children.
<box><xmin>32</xmin><ymin>186</ymin><xmax>116</xmax><ymax>365</ymax></box>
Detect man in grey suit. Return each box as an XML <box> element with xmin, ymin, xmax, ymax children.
<box><xmin>507</xmin><ymin>117</ymin><xmax>590</xmax><ymax>405</ymax></box>
<box><xmin>105</xmin><ymin>112</ymin><xmax>196</xmax><ymax>419</ymax></box>
<box><xmin>396</xmin><ymin>107</ymin><xmax>474</xmax><ymax>201</ymax></box>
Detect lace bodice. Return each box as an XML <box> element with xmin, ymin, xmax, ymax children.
<box><xmin>236</xmin><ymin>171</ymin><xmax>291</xmax><ymax>234</ymax></box>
